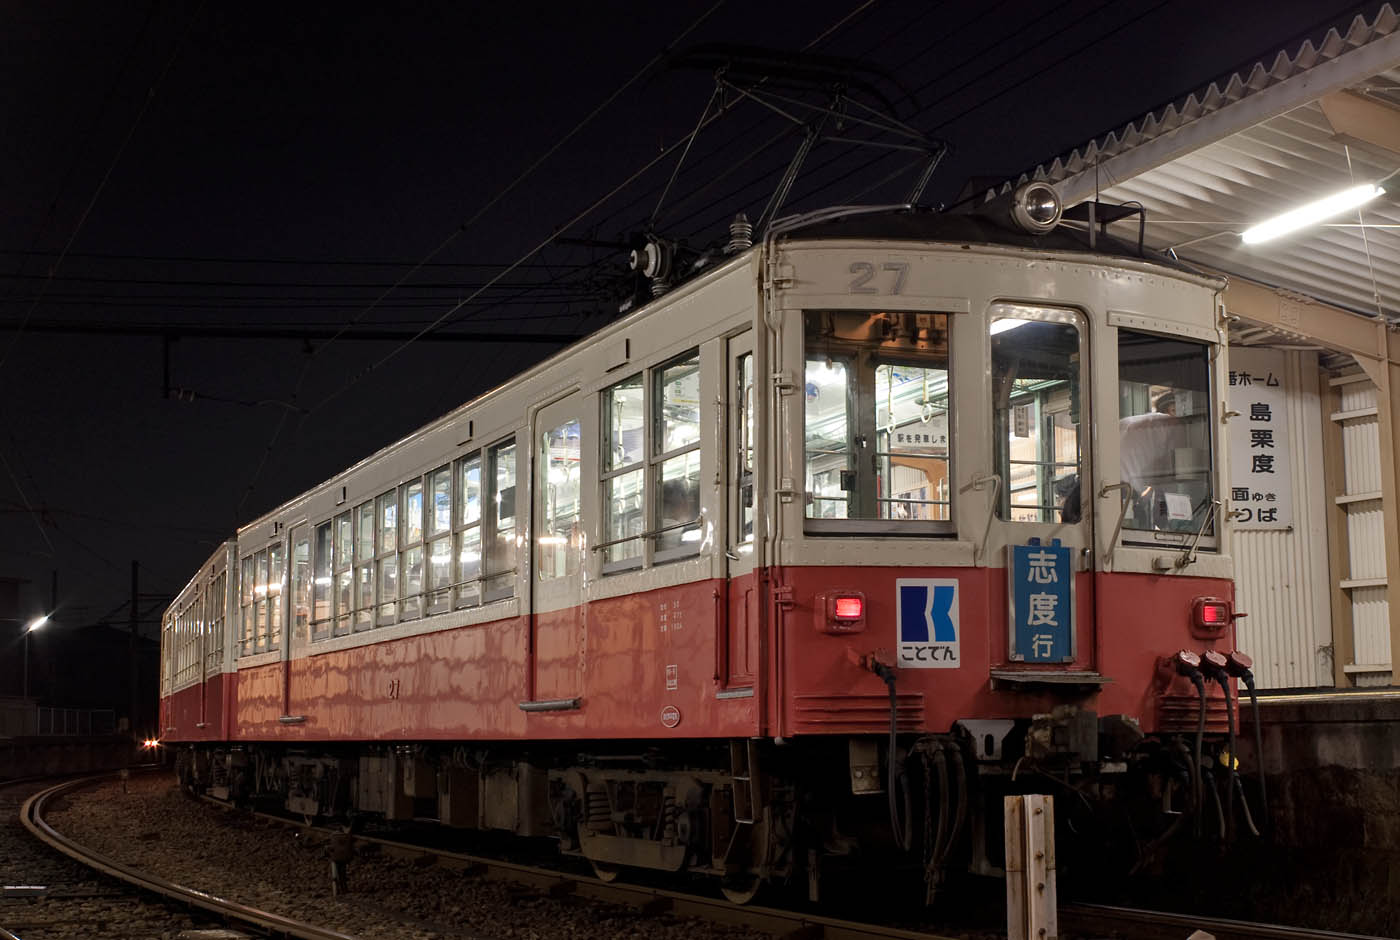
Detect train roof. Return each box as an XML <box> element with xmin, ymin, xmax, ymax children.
<box><xmin>231</xmin><ymin>205</ymin><xmax>1221</xmax><ymax>542</ymax></box>
<box><xmin>778</xmin><ymin>205</ymin><xmax>1210</xmax><ymax>276</ymax></box>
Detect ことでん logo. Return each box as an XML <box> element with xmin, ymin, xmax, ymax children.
<box><xmin>895</xmin><ymin>579</ymin><xmax>960</xmax><ymax>668</ymax></box>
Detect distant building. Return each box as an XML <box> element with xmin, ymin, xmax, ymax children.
<box><xmin>0</xmin><ymin>576</ymin><xmax>32</xmax><ymax>698</ymax></box>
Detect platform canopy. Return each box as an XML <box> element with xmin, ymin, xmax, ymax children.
<box><xmin>996</xmin><ymin>4</ymin><xmax>1400</xmax><ymax>324</ymax></box>
<box><xmin>995</xmin><ymin>4</ymin><xmax>1400</xmax><ymax>690</ymax></box>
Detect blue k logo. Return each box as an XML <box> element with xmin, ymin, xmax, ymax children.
<box><xmin>895</xmin><ymin>578</ymin><xmax>961</xmax><ymax>669</ymax></box>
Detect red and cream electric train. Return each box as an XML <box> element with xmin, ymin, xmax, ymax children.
<box><xmin>161</xmin><ymin>192</ymin><xmax>1250</xmax><ymax>902</ymax></box>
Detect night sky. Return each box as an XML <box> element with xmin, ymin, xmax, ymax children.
<box><xmin>1</xmin><ymin>1</ymin><xmax>1380</xmax><ymax>639</ymax></box>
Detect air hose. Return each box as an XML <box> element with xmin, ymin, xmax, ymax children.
<box><xmin>1173</xmin><ymin>651</ymin><xmax>1207</xmax><ymax>837</ymax></box>
<box><xmin>1201</xmin><ymin>650</ymin><xmax>1236</xmax><ymax>840</ymax></box>
<box><xmin>1227</xmin><ymin>651</ymin><xmax>1268</xmax><ymax>835</ymax></box>
<box><xmin>869</xmin><ymin>658</ymin><xmax>912</xmax><ymax>851</ymax></box>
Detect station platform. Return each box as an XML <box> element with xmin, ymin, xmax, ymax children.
<box><xmin>1245</xmin><ymin>686</ymin><xmax>1400</xmax><ymax>774</ymax></box>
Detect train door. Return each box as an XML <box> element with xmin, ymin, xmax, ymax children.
<box><xmin>530</xmin><ymin>392</ymin><xmax>586</xmax><ymax>704</ymax></box>
<box><xmin>724</xmin><ymin>332</ymin><xmax>758</xmax><ymax>688</ymax></box>
<box><xmin>984</xmin><ymin>304</ymin><xmax>1097</xmax><ymax>674</ymax></box>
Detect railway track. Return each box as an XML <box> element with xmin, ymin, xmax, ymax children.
<box><xmin>19</xmin><ymin>770</ymin><xmax>1391</xmax><ymax>940</ymax></box>
<box><xmin>1059</xmin><ymin>903</ymin><xmax>1391</xmax><ymax>940</ymax></box>
<box><xmin>14</xmin><ymin>772</ymin><xmax>356</xmax><ymax>940</ymax></box>
<box><xmin>0</xmin><ymin>772</ymin><xmax>203</xmax><ymax>940</ymax></box>
<box><xmin>207</xmin><ymin>792</ymin><xmax>1393</xmax><ymax>940</ymax></box>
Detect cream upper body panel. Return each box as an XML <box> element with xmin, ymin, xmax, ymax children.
<box><xmin>766</xmin><ymin>238</ymin><xmax>1230</xmax><ymax>579</ymax></box>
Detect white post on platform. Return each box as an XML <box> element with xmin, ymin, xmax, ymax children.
<box><xmin>1005</xmin><ymin>794</ymin><xmax>1057</xmax><ymax>940</ymax></box>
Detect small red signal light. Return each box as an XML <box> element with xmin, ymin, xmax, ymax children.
<box><xmin>815</xmin><ymin>591</ymin><xmax>867</xmax><ymax>634</ymax></box>
<box><xmin>1192</xmin><ymin>597</ymin><xmax>1233</xmax><ymax>635</ymax></box>
<box><xmin>834</xmin><ymin>596</ymin><xmax>864</xmax><ymax>620</ymax></box>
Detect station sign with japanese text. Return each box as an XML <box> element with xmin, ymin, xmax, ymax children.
<box><xmin>1227</xmin><ymin>348</ymin><xmax>1292</xmax><ymax>530</ymax></box>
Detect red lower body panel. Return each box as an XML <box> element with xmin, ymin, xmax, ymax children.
<box><xmin>160</xmin><ymin>566</ymin><xmax>1232</xmax><ymax>745</ymax></box>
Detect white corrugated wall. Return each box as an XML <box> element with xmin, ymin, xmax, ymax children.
<box><xmin>1333</xmin><ymin>377</ymin><xmax>1393</xmax><ymax>686</ymax></box>
<box><xmin>1233</xmin><ymin>351</ymin><xmax>1333</xmax><ymax>688</ymax></box>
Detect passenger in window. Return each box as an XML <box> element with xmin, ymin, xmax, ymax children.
<box><xmin>1056</xmin><ymin>475</ymin><xmax>1081</xmax><ymax>524</ymax></box>
<box><xmin>658</xmin><ymin>479</ymin><xmax>699</xmax><ymax>552</ymax></box>
<box><xmin>1119</xmin><ymin>392</ymin><xmax>1187</xmax><ymax>526</ymax></box>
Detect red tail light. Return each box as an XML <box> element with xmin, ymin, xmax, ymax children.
<box><xmin>833</xmin><ymin>596</ymin><xmax>864</xmax><ymax>620</ymax></box>
<box><xmin>1192</xmin><ymin>597</ymin><xmax>1232</xmax><ymax>636</ymax></box>
<box><xmin>815</xmin><ymin>591</ymin><xmax>867</xmax><ymax>634</ymax></box>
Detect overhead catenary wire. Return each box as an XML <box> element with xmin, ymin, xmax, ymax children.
<box><xmin>230</xmin><ymin>2</ymin><xmax>728</xmax><ymax>523</ymax></box>
<box><xmin>1</xmin><ymin>2</ymin><xmax>158</xmax><ymax>307</ymax></box>
<box><xmin>303</xmin><ymin>0</ymin><xmax>1062</xmax><ymax>405</ymax></box>
<box><xmin>0</xmin><ymin>0</ymin><xmax>206</xmax><ymax>378</ymax></box>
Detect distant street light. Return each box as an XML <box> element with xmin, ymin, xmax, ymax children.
<box><xmin>23</xmin><ymin>615</ymin><xmax>48</xmax><ymax>702</ymax></box>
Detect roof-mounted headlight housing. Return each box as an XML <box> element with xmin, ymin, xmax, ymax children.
<box><xmin>1011</xmin><ymin>181</ymin><xmax>1062</xmax><ymax>234</ymax></box>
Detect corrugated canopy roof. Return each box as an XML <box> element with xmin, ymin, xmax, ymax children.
<box><xmin>998</xmin><ymin>5</ymin><xmax>1400</xmax><ymax>322</ymax></box>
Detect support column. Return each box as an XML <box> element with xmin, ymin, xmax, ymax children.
<box><xmin>1005</xmin><ymin>794</ymin><xmax>1057</xmax><ymax>940</ymax></box>
<box><xmin>1320</xmin><ymin>375</ymin><xmax>1356</xmax><ymax>687</ymax></box>
<box><xmin>1356</xmin><ymin>322</ymin><xmax>1400</xmax><ymax>679</ymax></box>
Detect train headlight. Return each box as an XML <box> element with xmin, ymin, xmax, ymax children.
<box><xmin>1011</xmin><ymin>182</ymin><xmax>1062</xmax><ymax>234</ymax></box>
<box><xmin>815</xmin><ymin>591</ymin><xmax>866</xmax><ymax>634</ymax></box>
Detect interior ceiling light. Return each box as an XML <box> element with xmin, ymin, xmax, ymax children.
<box><xmin>1241</xmin><ymin>183</ymin><xmax>1385</xmax><ymax>244</ymax></box>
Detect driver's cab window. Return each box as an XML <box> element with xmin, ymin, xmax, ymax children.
<box><xmin>989</xmin><ymin>304</ymin><xmax>1084</xmax><ymax>523</ymax></box>
<box><xmin>1117</xmin><ymin>329</ymin><xmax>1214</xmax><ymax>538</ymax></box>
<box><xmin>803</xmin><ymin>310</ymin><xmax>952</xmax><ymax>532</ymax></box>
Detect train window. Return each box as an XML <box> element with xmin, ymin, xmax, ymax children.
<box><xmin>429</xmin><ymin>467</ymin><xmax>452</xmax><ymax>536</ymax></box>
<box><xmin>312</xmin><ymin>522</ymin><xmax>331</xmax><ymax>639</ymax></box>
<box><xmin>404</xmin><ymin>479</ymin><xmax>424</xmax><ymax>546</ymax></box>
<box><xmin>426</xmin><ymin>466</ymin><xmax>452</xmax><ymax>615</ymax></box>
<box><xmin>990</xmin><ymin>306</ymin><xmax>1083</xmax><ymax>523</ymax></box>
<box><xmin>401</xmin><ymin>479</ymin><xmax>425</xmax><ymax>620</ymax></box>
<box><xmin>291</xmin><ymin>528</ymin><xmax>310</xmax><ymax>645</ymax></box>
<box><xmin>737</xmin><ymin>352</ymin><xmax>755</xmax><ymax>543</ymax></box>
<box><xmin>602</xmin><ymin>374</ymin><xmax>644</xmax><ymax>569</ymax></box>
<box><xmin>239</xmin><ymin>554</ymin><xmax>255</xmax><ymax>655</ymax></box>
<box><xmin>539</xmin><ymin>419</ymin><xmax>583</xmax><ymax>580</ymax></box>
<box><xmin>804</xmin><ymin>311</ymin><xmax>952</xmax><ymax>531</ymax></box>
<box><xmin>454</xmin><ymin>452</ymin><xmax>483</xmax><ymax>609</ymax></box>
<box><xmin>354</xmin><ymin>502</ymin><xmax>374</xmax><ymax>632</ymax></box>
<box><xmin>461</xmin><ymin>456</ymin><xmax>482</xmax><ymax>526</ymax></box>
<box><xmin>334</xmin><ymin>511</ymin><xmax>352</xmax><ymax>636</ymax></box>
<box><xmin>377</xmin><ymin>488</ymin><xmax>399</xmax><ymax>625</ymax></box>
<box><xmin>598</xmin><ymin>350</ymin><xmax>703</xmax><ymax>572</ymax></box>
<box><xmin>207</xmin><ymin>571</ymin><xmax>226</xmax><ymax>670</ymax></box>
<box><xmin>805</xmin><ymin>357</ymin><xmax>851</xmax><ymax>518</ymax></box>
<box><xmin>655</xmin><ymin>351</ymin><xmax>702</xmax><ymax>558</ymax></box>
<box><xmin>356</xmin><ymin>502</ymin><xmax>374</xmax><ymax>563</ymax></box>
<box><xmin>1118</xmin><ymin>329</ymin><xmax>1215</xmax><ymax>539</ymax></box>
<box><xmin>254</xmin><ymin>550</ymin><xmax>270</xmax><ymax>653</ymax></box>
<box><xmin>267</xmin><ymin>542</ymin><xmax>284</xmax><ymax>650</ymax></box>
<box><xmin>485</xmin><ymin>440</ymin><xmax>518</xmax><ymax>601</ymax></box>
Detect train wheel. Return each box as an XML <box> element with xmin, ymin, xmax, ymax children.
<box><xmin>720</xmin><ymin>873</ymin><xmax>762</xmax><ymax>905</ymax></box>
<box><xmin>589</xmin><ymin>858</ymin><xmax>622</xmax><ymax>883</ymax></box>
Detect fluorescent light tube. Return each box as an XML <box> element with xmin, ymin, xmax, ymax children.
<box><xmin>1241</xmin><ymin>183</ymin><xmax>1385</xmax><ymax>244</ymax></box>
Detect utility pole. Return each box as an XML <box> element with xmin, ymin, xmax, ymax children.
<box><xmin>129</xmin><ymin>561</ymin><xmax>139</xmax><ymax>739</ymax></box>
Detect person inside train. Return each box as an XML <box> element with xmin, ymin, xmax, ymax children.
<box><xmin>1118</xmin><ymin>391</ymin><xmax>1188</xmax><ymax>529</ymax></box>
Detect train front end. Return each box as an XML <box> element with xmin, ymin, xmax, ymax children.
<box><xmin>761</xmin><ymin>207</ymin><xmax>1242</xmax><ymax>889</ymax></box>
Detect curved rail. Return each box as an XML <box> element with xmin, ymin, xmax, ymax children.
<box><xmin>21</xmin><ymin>774</ymin><xmax>358</xmax><ymax>940</ymax></box>
<box><xmin>1062</xmin><ymin>902</ymin><xmax>1388</xmax><ymax>940</ymax></box>
<box><xmin>195</xmin><ymin>792</ymin><xmax>1389</xmax><ymax>940</ymax></box>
